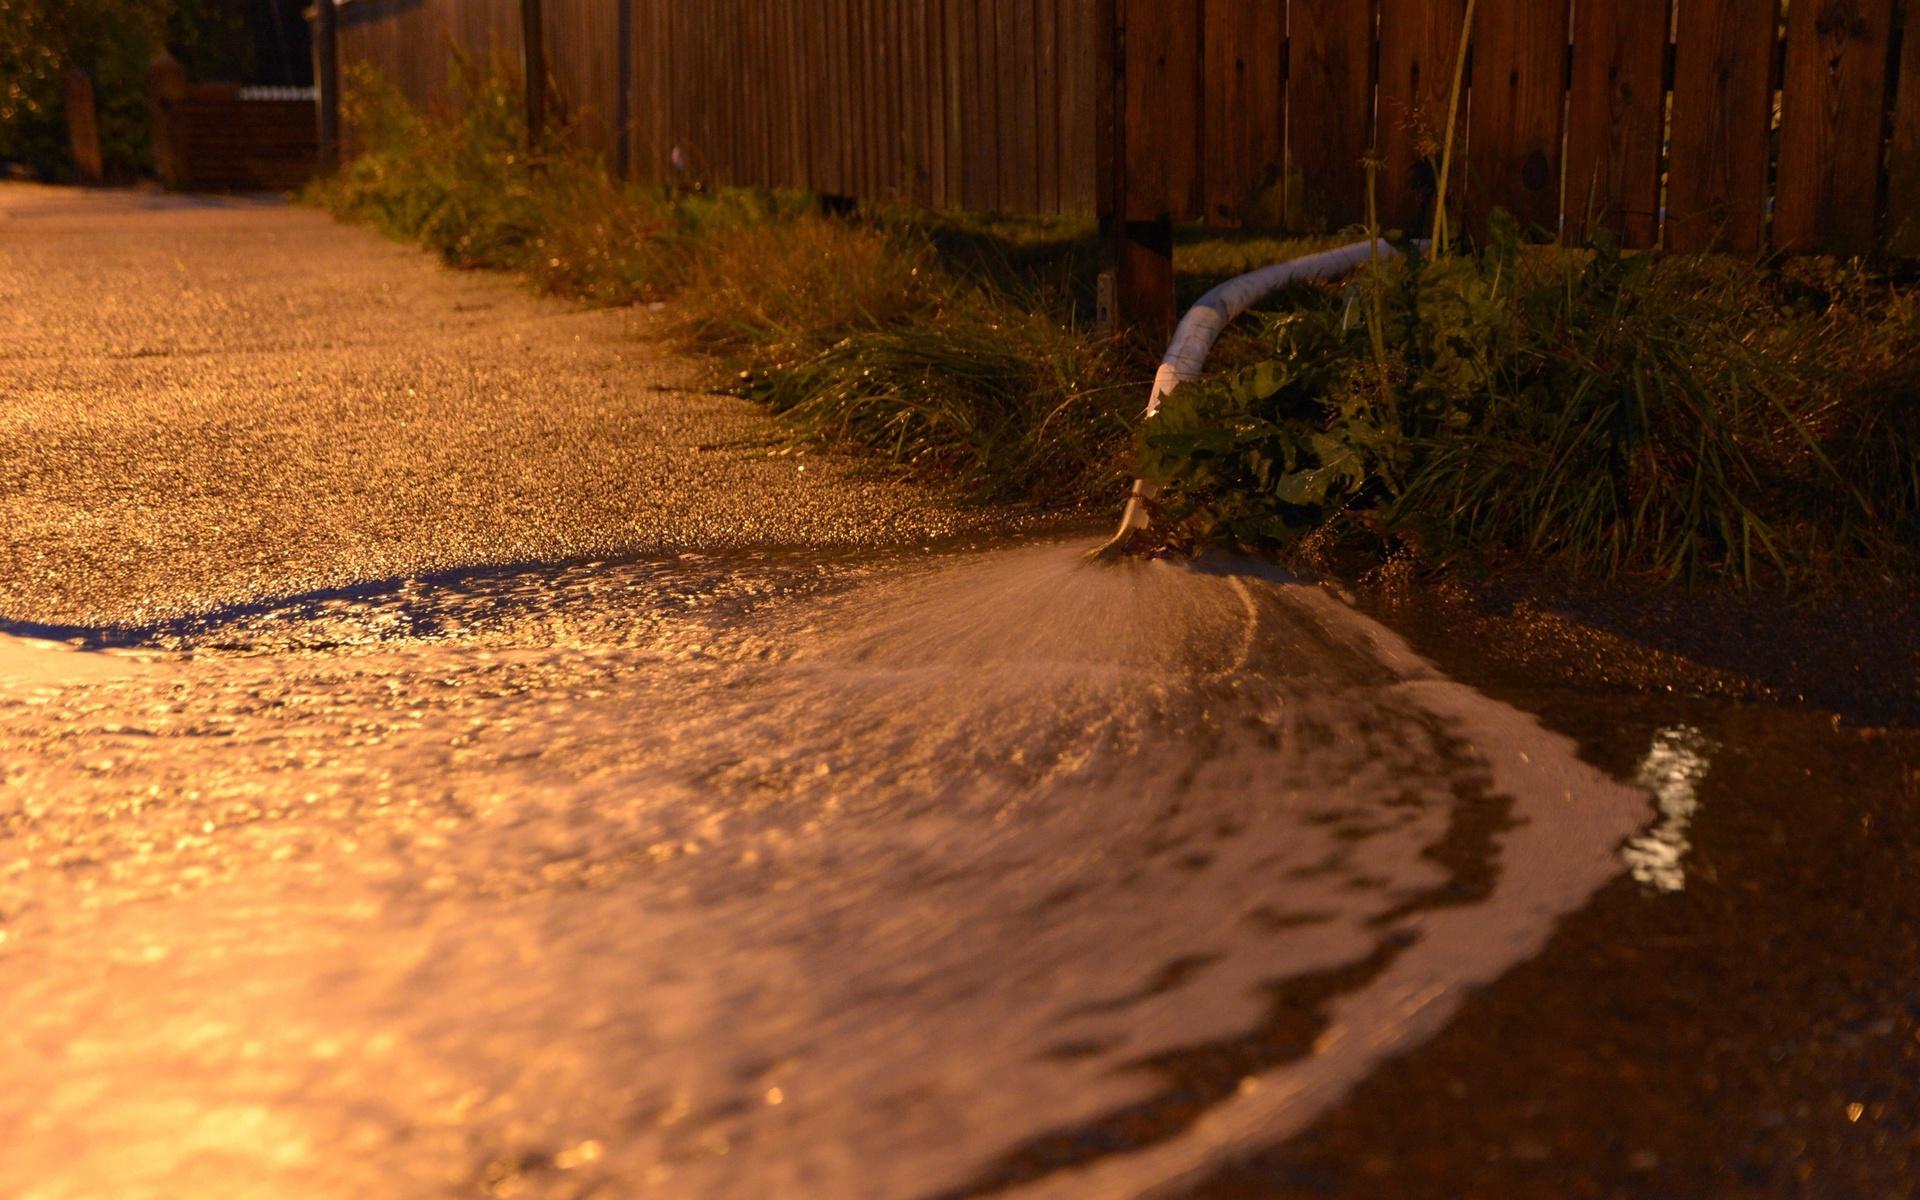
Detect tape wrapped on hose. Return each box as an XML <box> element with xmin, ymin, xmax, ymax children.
<box><xmin>1093</xmin><ymin>237</ymin><xmax>1402</xmax><ymax>558</ymax></box>
<box><xmin>1144</xmin><ymin>239</ymin><xmax>1396</xmax><ymax>418</ymax></box>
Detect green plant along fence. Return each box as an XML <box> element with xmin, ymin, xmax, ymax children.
<box><xmin>329</xmin><ymin>0</ymin><xmax>1919</xmax><ymax>258</ymax></box>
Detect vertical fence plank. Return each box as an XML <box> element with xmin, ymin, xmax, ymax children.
<box><xmin>742</xmin><ymin>0</ymin><xmax>760</xmax><ymax>184</ymax></box>
<box><xmin>896</xmin><ymin>0</ymin><xmax>914</xmax><ymax>202</ymax></box>
<box><xmin>1095</xmin><ymin>0</ymin><xmax>1118</xmax><ymax>224</ymax></box>
<box><xmin>1122</xmin><ymin>0</ymin><xmax>1202</xmax><ymax>222</ymax></box>
<box><xmin>887</xmin><ymin>0</ymin><xmax>906</xmax><ymax>198</ymax></box>
<box><xmin>615</xmin><ymin>0</ymin><xmax>632</xmax><ymax>175</ymax></box>
<box><xmin>772</xmin><ymin>0</ymin><xmax>791</xmax><ymax>187</ymax></box>
<box><xmin>907</xmin><ymin>0</ymin><xmax>926</xmax><ymax>202</ymax></box>
<box><xmin>1667</xmin><ymin>0</ymin><xmax>1775</xmax><ymax>252</ymax></box>
<box><xmin>944</xmin><ymin>0</ymin><xmax>967</xmax><ymax>208</ymax></box>
<box><xmin>742</xmin><ymin>0</ymin><xmax>763</xmax><ymax>187</ymax></box>
<box><xmin>705</xmin><ymin>0</ymin><xmax>724</xmax><ymax>179</ymax></box>
<box><xmin>314</xmin><ymin>1</ymin><xmax>339</xmax><ymax>172</ymax></box>
<box><xmin>967</xmin><ymin>0</ymin><xmax>1001</xmax><ymax>209</ymax></box>
<box><xmin>834</xmin><ymin>0</ymin><xmax>856</xmax><ymax>195</ymax></box>
<box><xmin>829</xmin><ymin>0</ymin><xmax>852</xmax><ymax>196</ymax></box>
<box><xmin>831</xmin><ymin>0</ymin><xmax>851</xmax><ymax>195</ymax></box>
<box><xmin>1200</xmin><ymin>0</ymin><xmax>1283</xmax><ymax>227</ymax></box>
<box><xmin>1466</xmin><ymin>0</ymin><xmax>1570</xmax><ymax>238</ymax></box>
<box><xmin>1775</xmin><ymin>0</ymin><xmax>1896</xmax><ymax>253</ymax></box>
<box><xmin>1564</xmin><ymin>0</ymin><xmax>1668</xmax><ymax>247</ymax></box>
<box><xmin>1200</xmin><ymin>0</ymin><xmax>1245</xmax><ymax>226</ymax></box>
<box><xmin>632</xmin><ymin>0</ymin><xmax>665</xmax><ymax>182</ymax></box>
<box><xmin>674</xmin><ymin>0</ymin><xmax>697</xmax><ymax>178</ymax></box>
<box><xmin>1376</xmin><ymin>0</ymin><xmax>1468</xmax><ymax>231</ymax></box>
<box><xmin>637</xmin><ymin>0</ymin><xmax>652</xmax><ymax>180</ymax></box>
<box><xmin>864</xmin><ymin>0</ymin><xmax>885</xmax><ymax>199</ymax></box>
<box><xmin>1117</xmin><ymin>0</ymin><xmax>1199</xmax><ymax>335</ymax></box>
<box><xmin>856</xmin><ymin>0</ymin><xmax>876</xmax><ymax>198</ymax></box>
<box><xmin>798</xmin><ymin>0</ymin><xmax>823</xmax><ymax>191</ymax></box>
<box><xmin>521</xmin><ymin>0</ymin><xmax>546</xmax><ymax>151</ymax></box>
<box><xmin>899</xmin><ymin>0</ymin><xmax>919</xmax><ymax>201</ymax></box>
<box><xmin>700</xmin><ymin>0</ymin><xmax>721</xmax><ymax>178</ymax></box>
<box><xmin>881</xmin><ymin>0</ymin><xmax>901</xmax><ymax>198</ymax></box>
<box><xmin>760</xmin><ymin>0</ymin><xmax>776</xmax><ymax>187</ymax></box>
<box><xmin>908</xmin><ymin>0</ymin><xmax>931</xmax><ymax>203</ymax></box>
<box><xmin>803</xmin><ymin>0</ymin><xmax>825</xmax><ymax>193</ymax></box>
<box><xmin>918</xmin><ymin>0</ymin><xmax>939</xmax><ymax>204</ymax></box>
<box><xmin>1060</xmin><ymin>0</ymin><xmax>1098</xmax><ymax>214</ymax></box>
<box><xmin>730</xmin><ymin>0</ymin><xmax>748</xmax><ymax>183</ymax></box>
<box><xmin>1035</xmin><ymin>0</ymin><xmax>1061</xmax><ymax>213</ymax></box>
<box><xmin>902</xmin><ymin>0</ymin><xmax>920</xmax><ymax>200</ymax></box>
<box><xmin>998</xmin><ymin>0</ymin><xmax>1038</xmax><ymax>211</ymax></box>
<box><xmin>1289</xmin><ymin>0</ymin><xmax>1375</xmax><ymax>232</ymax></box>
<box><xmin>1889</xmin><ymin>0</ymin><xmax>1920</xmax><ymax>256</ymax></box>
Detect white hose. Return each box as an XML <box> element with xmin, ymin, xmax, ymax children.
<box><xmin>1093</xmin><ymin>237</ymin><xmax>1402</xmax><ymax>557</ymax></box>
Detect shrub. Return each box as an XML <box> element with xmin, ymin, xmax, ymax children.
<box><xmin>1139</xmin><ymin>222</ymin><xmax>1919</xmax><ymax>585</ymax></box>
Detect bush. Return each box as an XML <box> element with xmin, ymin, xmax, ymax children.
<box><xmin>745</xmin><ymin>295</ymin><xmax>1129</xmax><ymax>500</ymax></box>
<box><xmin>1139</xmin><ymin>221</ymin><xmax>1920</xmax><ymax>585</ymax></box>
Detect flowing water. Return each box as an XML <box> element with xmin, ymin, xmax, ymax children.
<box><xmin>0</xmin><ymin>538</ymin><xmax>1654</xmax><ymax>1199</ymax></box>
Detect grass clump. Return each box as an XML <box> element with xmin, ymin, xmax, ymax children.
<box><xmin>674</xmin><ymin>215</ymin><xmax>1130</xmax><ymax>499</ymax></box>
<box><xmin>748</xmin><ymin>301</ymin><xmax>1129</xmax><ymax>498</ymax></box>
<box><xmin>306</xmin><ymin>63</ymin><xmax>1134</xmax><ymax>505</ymax></box>
<box><xmin>1138</xmin><ymin>221</ymin><xmax>1920</xmax><ymax>585</ymax></box>
<box><xmin>306</xmin><ymin>62</ymin><xmax>727</xmax><ymax>300</ymax></box>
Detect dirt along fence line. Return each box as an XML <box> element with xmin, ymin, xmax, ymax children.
<box><xmin>318</xmin><ymin>0</ymin><xmax>1920</xmax><ymax>328</ymax></box>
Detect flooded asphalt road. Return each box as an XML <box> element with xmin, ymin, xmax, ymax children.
<box><xmin>3</xmin><ymin>186</ymin><xmax>1917</xmax><ymax>1199</ymax></box>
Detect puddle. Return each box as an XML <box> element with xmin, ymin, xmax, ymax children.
<box><xmin>0</xmin><ymin>540</ymin><xmax>1653</xmax><ymax>1199</ymax></box>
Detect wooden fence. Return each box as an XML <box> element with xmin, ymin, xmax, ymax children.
<box><xmin>331</xmin><ymin>0</ymin><xmax>1105</xmax><ymax>214</ymax></box>
<box><xmin>1104</xmin><ymin>0</ymin><xmax>1918</xmax><ymax>259</ymax></box>
<box><xmin>327</xmin><ymin>0</ymin><xmax>1920</xmax><ymax>320</ymax></box>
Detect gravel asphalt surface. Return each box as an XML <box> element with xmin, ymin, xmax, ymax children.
<box><xmin>0</xmin><ymin>184</ymin><xmax>988</xmax><ymax>629</ymax></box>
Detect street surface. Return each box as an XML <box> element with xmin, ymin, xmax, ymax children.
<box><xmin>3</xmin><ymin>185</ymin><xmax>1916</xmax><ymax>1199</ymax></box>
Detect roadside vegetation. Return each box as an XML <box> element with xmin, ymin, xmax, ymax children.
<box><xmin>1141</xmin><ymin>231</ymin><xmax>1920</xmax><ymax>586</ymax></box>
<box><xmin>309</xmin><ymin>62</ymin><xmax>1918</xmax><ymax>588</ymax></box>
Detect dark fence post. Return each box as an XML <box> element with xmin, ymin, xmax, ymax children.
<box><xmin>522</xmin><ymin>0</ymin><xmax>547</xmax><ymax>152</ymax></box>
<box><xmin>64</xmin><ymin>70</ymin><xmax>104</xmax><ymax>184</ymax></box>
<box><xmin>1101</xmin><ymin>0</ymin><xmax>1186</xmax><ymax>343</ymax></box>
<box><xmin>615</xmin><ymin>0</ymin><xmax>633</xmax><ymax>177</ymax></box>
<box><xmin>148</xmin><ymin>52</ymin><xmax>187</xmax><ymax>187</ymax></box>
<box><xmin>313</xmin><ymin>0</ymin><xmax>339</xmax><ymax>173</ymax></box>
<box><xmin>1891</xmin><ymin>0</ymin><xmax>1920</xmax><ymax>258</ymax></box>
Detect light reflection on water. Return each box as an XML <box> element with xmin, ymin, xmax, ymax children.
<box><xmin>0</xmin><ymin>541</ymin><xmax>1653</xmax><ymax>1199</ymax></box>
<box><xmin>1621</xmin><ymin>725</ymin><xmax>1715</xmax><ymax>893</ymax></box>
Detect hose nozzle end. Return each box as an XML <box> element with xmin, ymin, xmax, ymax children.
<box><xmin>1086</xmin><ymin>481</ymin><xmax>1157</xmax><ymax>563</ymax></box>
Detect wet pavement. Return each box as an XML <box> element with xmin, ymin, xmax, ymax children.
<box><xmin>3</xmin><ymin>185</ymin><xmax>1917</xmax><ymax>1199</ymax></box>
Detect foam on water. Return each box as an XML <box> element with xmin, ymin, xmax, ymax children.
<box><xmin>0</xmin><ymin>540</ymin><xmax>1651</xmax><ymax>1199</ymax></box>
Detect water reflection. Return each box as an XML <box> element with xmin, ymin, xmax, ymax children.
<box><xmin>0</xmin><ymin>542</ymin><xmax>1653</xmax><ymax>1199</ymax></box>
<box><xmin>1621</xmin><ymin>725</ymin><xmax>1715</xmax><ymax>892</ymax></box>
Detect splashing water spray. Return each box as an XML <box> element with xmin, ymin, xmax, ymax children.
<box><xmin>1087</xmin><ymin>238</ymin><xmax>1401</xmax><ymax>560</ymax></box>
